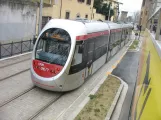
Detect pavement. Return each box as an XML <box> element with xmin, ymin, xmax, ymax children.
<box><xmin>112</xmin><ymin>51</ymin><xmax>140</xmax><ymax>120</ymax></box>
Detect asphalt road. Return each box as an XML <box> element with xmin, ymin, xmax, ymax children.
<box><xmin>112</xmin><ymin>51</ymin><xmax>140</xmax><ymax>120</ymax></box>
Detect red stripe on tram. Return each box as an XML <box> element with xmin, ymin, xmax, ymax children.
<box><xmin>76</xmin><ymin>30</ymin><xmax>110</xmax><ymax>41</ymax></box>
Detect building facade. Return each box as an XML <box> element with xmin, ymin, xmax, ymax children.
<box><xmin>0</xmin><ymin>0</ymin><xmax>52</xmax><ymax>43</ymax></box>
<box><xmin>140</xmin><ymin>0</ymin><xmax>153</xmax><ymax>30</ymax></box>
<box><xmin>120</xmin><ymin>11</ymin><xmax>128</xmax><ymax>22</ymax></box>
<box><xmin>42</xmin><ymin>0</ymin><xmax>106</xmax><ymax>22</ymax></box>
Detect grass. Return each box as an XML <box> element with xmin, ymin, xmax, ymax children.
<box><xmin>129</xmin><ymin>40</ymin><xmax>139</xmax><ymax>50</ymax></box>
<box><xmin>75</xmin><ymin>75</ymin><xmax>121</xmax><ymax>120</ymax></box>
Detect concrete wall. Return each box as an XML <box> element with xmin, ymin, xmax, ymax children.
<box><xmin>0</xmin><ymin>1</ymin><xmax>37</xmax><ymax>43</ymax></box>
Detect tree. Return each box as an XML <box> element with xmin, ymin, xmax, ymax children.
<box><xmin>94</xmin><ymin>0</ymin><xmax>115</xmax><ymax>20</ymax></box>
<box><xmin>94</xmin><ymin>0</ymin><xmax>104</xmax><ymax>13</ymax></box>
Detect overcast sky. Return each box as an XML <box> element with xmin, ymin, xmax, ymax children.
<box><xmin>118</xmin><ymin>0</ymin><xmax>143</xmax><ymax>16</ymax></box>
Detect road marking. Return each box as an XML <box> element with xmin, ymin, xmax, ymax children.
<box><xmin>107</xmin><ymin>72</ymin><xmax>111</xmax><ymax>75</ymax></box>
<box><xmin>112</xmin><ymin>65</ymin><xmax>116</xmax><ymax>69</ymax></box>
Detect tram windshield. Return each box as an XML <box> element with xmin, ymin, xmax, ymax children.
<box><xmin>35</xmin><ymin>28</ymin><xmax>71</xmax><ymax>66</ymax></box>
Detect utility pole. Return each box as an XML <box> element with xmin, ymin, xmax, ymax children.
<box><xmin>108</xmin><ymin>2</ymin><xmax>111</xmax><ymax>21</ymax></box>
<box><xmin>38</xmin><ymin>0</ymin><xmax>43</xmax><ymax>34</ymax></box>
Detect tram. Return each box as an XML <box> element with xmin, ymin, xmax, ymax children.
<box><xmin>31</xmin><ymin>19</ymin><xmax>133</xmax><ymax>91</ymax></box>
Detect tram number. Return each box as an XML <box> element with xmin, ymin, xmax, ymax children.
<box><xmin>39</xmin><ymin>67</ymin><xmax>49</xmax><ymax>72</ymax></box>
<box><xmin>38</xmin><ymin>62</ymin><xmax>49</xmax><ymax>72</ymax></box>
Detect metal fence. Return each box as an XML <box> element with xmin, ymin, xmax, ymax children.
<box><xmin>0</xmin><ymin>39</ymin><xmax>34</xmax><ymax>59</ymax></box>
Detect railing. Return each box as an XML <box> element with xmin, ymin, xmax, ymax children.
<box><xmin>0</xmin><ymin>39</ymin><xmax>34</xmax><ymax>59</ymax></box>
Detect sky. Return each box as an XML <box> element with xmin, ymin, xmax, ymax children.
<box><xmin>118</xmin><ymin>0</ymin><xmax>143</xmax><ymax>16</ymax></box>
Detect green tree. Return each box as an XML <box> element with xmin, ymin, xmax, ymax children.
<box><xmin>94</xmin><ymin>0</ymin><xmax>114</xmax><ymax>20</ymax></box>
<box><xmin>94</xmin><ymin>0</ymin><xmax>104</xmax><ymax>13</ymax></box>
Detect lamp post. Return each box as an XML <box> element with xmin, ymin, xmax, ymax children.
<box><xmin>38</xmin><ymin>0</ymin><xmax>43</xmax><ymax>34</ymax></box>
<box><xmin>108</xmin><ymin>2</ymin><xmax>111</xmax><ymax>21</ymax></box>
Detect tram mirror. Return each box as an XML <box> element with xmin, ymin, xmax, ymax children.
<box><xmin>135</xmin><ymin>33</ymin><xmax>138</xmax><ymax>36</ymax></box>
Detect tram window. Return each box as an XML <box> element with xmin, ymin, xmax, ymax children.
<box><xmin>88</xmin><ymin>42</ymin><xmax>94</xmax><ymax>52</ymax></box>
<box><xmin>94</xmin><ymin>45</ymin><xmax>107</xmax><ymax>60</ymax></box>
<box><xmin>71</xmin><ymin>44</ymin><xmax>83</xmax><ymax>66</ymax></box>
<box><xmin>35</xmin><ymin>28</ymin><xmax>71</xmax><ymax>66</ymax></box>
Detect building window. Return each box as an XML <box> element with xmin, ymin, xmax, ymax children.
<box><xmin>76</xmin><ymin>13</ymin><xmax>81</xmax><ymax>18</ymax></box>
<box><xmin>85</xmin><ymin>14</ymin><xmax>88</xmax><ymax>18</ymax></box>
<box><xmin>86</xmin><ymin>0</ymin><xmax>91</xmax><ymax>5</ymax></box>
<box><xmin>42</xmin><ymin>16</ymin><xmax>51</xmax><ymax>29</ymax></box>
<box><xmin>65</xmin><ymin>12</ymin><xmax>70</xmax><ymax>19</ymax></box>
<box><xmin>78</xmin><ymin>0</ymin><xmax>85</xmax><ymax>2</ymax></box>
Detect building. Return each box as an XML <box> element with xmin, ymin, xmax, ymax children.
<box><xmin>127</xmin><ymin>16</ymin><xmax>133</xmax><ymax>22</ymax></box>
<box><xmin>43</xmin><ymin>0</ymin><xmax>94</xmax><ymax>19</ymax></box>
<box><xmin>120</xmin><ymin>11</ymin><xmax>128</xmax><ymax>22</ymax></box>
<box><xmin>0</xmin><ymin>0</ymin><xmax>52</xmax><ymax>43</ymax></box>
<box><xmin>42</xmin><ymin>0</ymin><xmax>106</xmax><ymax>24</ymax></box>
<box><xmin>139</xmin><ymin>0</ymin><xmax>153</xmax><ymax>30</ymax></box>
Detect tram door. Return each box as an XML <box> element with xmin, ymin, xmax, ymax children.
<box><xmin>85</xmin><ymin>41</ymin><xmax>94</xmax><ymax>78</ymax></box>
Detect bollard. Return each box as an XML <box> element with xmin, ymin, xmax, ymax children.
<box><xmin>11</xmin><ymin>41</ymin><xmax>13</xmax><ymax>56</ymax></box>
<box><xmin>21</xmin><ymin>40</ymin><xmax>23</xmax><ymax>54</ymax></box>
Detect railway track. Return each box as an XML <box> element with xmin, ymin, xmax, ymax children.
<box><xmin>28</xmin><ymin>94</ymin><xmax>63</xmax><ymax>120</ymax></box>
<box><xmin>0</xmin><ymin>58</ymin><xmax>30</xmax><ymax>69</ymax></box>
<box><xmin>0</xmin><ymin>86</ymin><xmax>35</xmax><ymax>107</ymax></box>
<box><xmin>0</xmin><ymin>68</ymin><xmax>30</xmax><ymax>81</ymax></box>
<box><xmin>0</xmin><ymin>87</ymin><xmax>63</xmax><ymax>120</ymax></box>
<box><xmin>0</xmin><ymin>58</ymin><xmax>31</xmax><ymax>81</ymax></box>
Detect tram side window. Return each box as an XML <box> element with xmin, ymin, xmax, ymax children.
<box><xmin>94</xmin><ymin>37</ymin><xmax>107</xmax><ymax>60</ymax></box>
<box><xmin>71</xmin><ymin>44</ymin><xmax>83</xmax><ymax>66</ymax></box>
<box><xmin>110</xmin><ymin>33</ymin><xmax>114</xmax><ymax>44</ymax></box>
<box><xmin>119</xmin><ymin>32</ymin><xmax>122</xmax><ymax>41</ymax></box>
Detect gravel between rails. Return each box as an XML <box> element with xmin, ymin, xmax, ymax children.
<box><xmin>0</xmin><ymin>60</ymin><xmax>31</xmax><ymax>81</ymax></box>
<box><xmin>0</xmin><ymin>71</ymin><xmax>33</xmax><ymax>107</ymax></box>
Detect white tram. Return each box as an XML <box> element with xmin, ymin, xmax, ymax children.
<box><xmin>31</xmin><ymin>19</ymin><xmax>133</xmax><ymax>91</ymax></box>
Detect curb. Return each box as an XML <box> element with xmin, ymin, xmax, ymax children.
<box><xmin>0</xmin><ymin>52</ymin><xmax>32</xmax><ymax>62</ymax></box>
<box><xmin>109</xmin><ymin>75</ymin><xmax>128</xmax><ymax>120</ymax></box>
<box><xmin>105</xmin><ymin>77</ymin><xmax>124</xmax><ymax>120</ymax></box>
<box><xmin>66</xmin><ymin>75</ymin><xmax>108</xmax><ymax>120</ymax></box>
<box><xmin>128</xmin><ymin>40</ymin><xmax>142</xmax><ymax>52</ymax></box>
